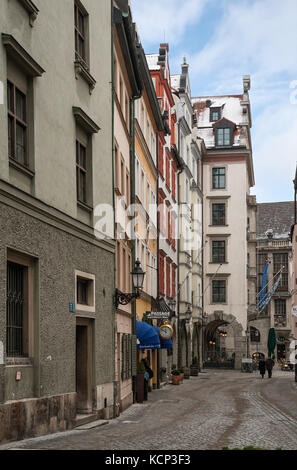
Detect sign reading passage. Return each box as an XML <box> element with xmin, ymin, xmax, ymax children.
<box><xmin>146</xmin><ymin>311</ymin><xmax>170</xmax><ymax>320</ymax></box>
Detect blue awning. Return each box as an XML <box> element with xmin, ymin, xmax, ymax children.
<box><xmin>153</xmin><ymin>326</ymin><xmax>173</xmax><ymax>350</ymax></box>
<box><xmin>136</xmin><ymin>321</ymin><xmax>160</xmax><ymax>350</ymax></box>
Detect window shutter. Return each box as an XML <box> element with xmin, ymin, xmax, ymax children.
<box><xmin>131</xmin><ymin>334</ymin><xmax>137</xmax><ymax>376</ymax></box>
<box><xmin>121</xmin><ymin>334</ymin><xmax>124</xmax><ymax>381</ymax></box>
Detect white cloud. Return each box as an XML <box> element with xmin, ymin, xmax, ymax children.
<box><xmin>251</xmin><ymin>97</ymin><xmax>297</xmax><ymax>202</ymax></box>
<box><xmin>130</xmin><ymin>0</ymin><xmax>208</xmax><ymax>48</ymax></box>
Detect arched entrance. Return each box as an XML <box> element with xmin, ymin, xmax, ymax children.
<box><xmin>203</xmin><ymin>313</ymin><xmax>245</xmax><ymax>369</ymax></box>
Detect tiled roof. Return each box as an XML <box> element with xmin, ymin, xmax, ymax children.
<box><xmin>256</xmin><ymin>201</ymin><xmax>295</xmax><ymax>239</ymax></box>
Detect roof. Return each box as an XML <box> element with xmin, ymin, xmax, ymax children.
<box><xmin>256</xmin><ymin>201</ymin><xmax>295</xmax><ymax>239</ymax></box>
<box><xmin>145</xmin><ymin>54</ymin><xmax>160</xmax><ymax>71</ymax></box>
<box><xmin>191</xmin><ymin>95</ymin><xmax>248</xmax><ymax>148</ymax></box>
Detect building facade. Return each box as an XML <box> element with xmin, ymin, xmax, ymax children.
<box><xmin>134</xmin><ymin>42</ymin><xmax>164</xmax><ymax>389</ymax></box>
<box><xmin>193</xmin><ymin>76</ymin><xmax>255</xmax><ymax>369</ymax></box>
<box><xmin>249</xmin><ymin>202</ymin><xmax>295</xmax><ymax>362</ymax></box>
<box><xmin>0</xmin><ymin>0</ymin><xmax>115</xmax><ymax>442</ymax></box>
<box><xmin>146</xmin><ymin>44</ymin><xmax>181</xmax><ymax>377</ymax></box>
<box><xmin>113</xmin><ymin>0</ymin><xmax>142</xmax><ymax>413</ymax></box>
<box><xmin>172</xmin><ymin>61</ymin><xmax>204</xmax><ymax>369</ymax></box>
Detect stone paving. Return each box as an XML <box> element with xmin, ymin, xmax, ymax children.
<box><xmin>1</xmin><ymin>369</ymin><xmax>297</xmax><ymax>450</ymax></box>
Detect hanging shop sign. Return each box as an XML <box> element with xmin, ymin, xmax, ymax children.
<box><xmin>146</xmin><ymin>311</ymin><xmax>170</xmax><ymax>320</ymax></box>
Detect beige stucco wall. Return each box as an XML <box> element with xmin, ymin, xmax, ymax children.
<box><xmin>203</xmin><ymin>160</ymin><xmax>248</xmax><ymax>332</ymax></box>
<box><xmin>0</xmin><ymin>0</ymin><xmax>113</xmax><ymax>220</ymax></box>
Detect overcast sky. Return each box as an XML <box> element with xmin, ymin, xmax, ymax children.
<box><xmin>131</xmin><ymin>0</ymin><xmax>297</xmax><ymax>203</ymax></box>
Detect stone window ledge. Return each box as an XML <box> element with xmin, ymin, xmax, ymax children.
<box><xmin>9</xmin><ymin>158</ymin><xmax>35</xmax><ymax>178</ymax></box>
<box><xmin>6</xmin><ymin>357</ymin><xmax>33</xmax><ymax>366</ymax></box>
<box><xmin>73</xmin><ymin>107</ymin><xmax>100</xmax><ymax>134</ymax></box>
<box><xmin>74</xmin><ymin>60</ymin><xmax>96</xmax><ymax>95</ymax></box>
<box><xmin>18</xmin><ymin>0</ymin><xmax>39</xmax><ymax>26</ymax></box>
<box><xmin>2</xmin><ymin>34</ymin><xmax>45</xmax><ymax>77</ymax></box>
<box><xmin>77</xmin><ymin>200</ymin><xmax>93</xmax><ymax>213</ymax></box>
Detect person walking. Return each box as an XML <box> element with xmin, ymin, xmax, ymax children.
<box><xmin>259</xmin><ymin>358</ymin><xmax>266</xmax><ymax>379</ymax></box>
<box><xmin>265</xmin><ymin>356</ymin><xmax>275</xmax><ymax>378</ymax></box>
<box><xmin>142</xmin><ymin>358</ymin><xmax>153</xmax><ymax>400</ymax></box>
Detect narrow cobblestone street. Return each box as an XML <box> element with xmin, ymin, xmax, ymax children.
<box><xmin>1</xmin><ymin>369</ymin><xmax>297</xmax><ymax>451</ymax></box>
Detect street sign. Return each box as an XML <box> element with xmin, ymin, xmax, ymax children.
<box><xmin>146</xmin><ymin>311</ymin><xmax>170</xmax><ymax>319</ymax></box>
<box><xmin>242</xmin><ymin>358</ymin><xmax>253</xmax><ymax>363</ymax></box>
<box><xmin>292</xmin><ymin>305</ymin><xmax>297</xmax><ymax>317</ymax></box>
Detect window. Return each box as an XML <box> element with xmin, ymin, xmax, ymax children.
<box><xmin>275</xmin><ymin>299</ymin><xmax>286</xmax><ymax>316</ymax></box>
<box><xmin>75</xmin><ymin>271</ymin><xmax>95</xmax><ymax>312</ymax></box>
<box><xmin>273</xmin><ymin>253</ymin><xmax>288</xmax><ymax>290</ymax></box>
<box><xmin>216</xmin><ymin>128</ymin><xmax>231</xmax><ymax>146</ymax></box>
<box><xmin>212</xmin><ymin>203</ymin><xmax>226</xmax><ymax>225</ymax></box>
<box><xmin>7</xmin><ymin>81</ymin><xmax>28</xmax><ymax>167</ymax></box>
<box><xmin>77</xmin><ymin>277</ymin><xmax>88</xmax><ymax>305</ymax></box>
<box><xmin>212</xmin><ymin>280</ymin><xmax>226</xmax><ymax>303</ymax></box>
<box><xmin>75</xmin><ymin>1</ymin><xmax>88</xmax><ymax>65</ymax></box>
<box><xmin>6</xmin><ymin>251</ymin><xmax>35</xmax><ymax>359</ymax></box>
<box><xmin>210</xmin><ymin>108</ymin><xmax>221</xmax><ymax>122</ymax></box>
<box><xmin>76</xmin><ymin>140</ymin><xmax>87</xmax><ymax>203</ymax></box>
<box><xmin>212</xmin><ymin>168</ymin><xmax>226</xmax><ymax>189</ymax></box>
<box><xmin>6</xmin><ymin>262</ymin><xmax>27</xmax><ymax>357</ymax></box>
<box><xmin>212</xmin><ymin>241</ymin><xmax>226</xmax><ymax>263</ymax></box>
<box><xmin>250</xmin><ymin>327</ymin><xmax>260</xmax><ymax>343</ymax></box>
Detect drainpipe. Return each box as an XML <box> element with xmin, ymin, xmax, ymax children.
<box><xmin>130</xmin><ymin>92</ymin><xmax>142</xmax><ymax>402</ymax></box>
<box><xmin>111</xmin><ymin>4</ymin><xmax>117</xmax><ymax>421</ymax></box>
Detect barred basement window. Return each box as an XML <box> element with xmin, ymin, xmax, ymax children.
<box><xmin>6</xmin><ymin>262</ymin><xmax>27</xmax><ymax>357</ymax></box>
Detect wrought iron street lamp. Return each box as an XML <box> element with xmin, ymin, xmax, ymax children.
<box><xmin>115</xmin><ymin>259</ymin><xmax>145</xmax><ymax>308</ymax></box>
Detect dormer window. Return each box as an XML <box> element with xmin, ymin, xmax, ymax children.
<box><xmin>217</xmin><ymin>128</ymin><xmax>231</xmax><ymax>146</ymax></box>
<box><xmin>210</xmin><ymin>107</ymin><xmax>221</xmax><ymax>122</ymax></box>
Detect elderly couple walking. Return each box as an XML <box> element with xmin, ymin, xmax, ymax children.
<box><xmin>259</xmin><ymin>357</ymin><xmax>275</xmax><ymax>378</ymax></box>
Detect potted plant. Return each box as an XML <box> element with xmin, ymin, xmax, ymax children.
<box><xmin>136</xmin><ymin>361</ymin><xmax>145</xmax><ymax>403</ymax></box>
<box><xmin>190</xmin><ymin>357</ymin><xmax>199</xmax><ymax>376</ymax></box>
<box><xmin>178</xmin><ymin>368</ymin><xmax>184</xmax><ymax>382</ymax></box>
<box><xmin>171</xmin><ymin>369</ymin><xmax>180</xmax><ymax>385</ymax></box>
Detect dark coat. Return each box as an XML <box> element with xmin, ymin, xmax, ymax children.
<box><xmin>265</xmin><ymin>358</ymin><xmax>275</xmax><ymax>370</ymax></box>
<box><xmin>259</xmin><ymin>360</ymin><xmax>266</xmax><ymax>374</ymax></box>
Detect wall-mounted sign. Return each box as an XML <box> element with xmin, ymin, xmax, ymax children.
<box><xmin>146</xmin><ymin>311</ymin><xmax>170</xmax><ymax>320</ymax></box>
<box><xmin>15</xmin><ymin>371</ymin><xmax>22</xmax><ymax>381</ymax></box>
<box><xmin>69</xmin><ymin>302</ymin><xmax>76</xmax><ymax>313</ymax></box>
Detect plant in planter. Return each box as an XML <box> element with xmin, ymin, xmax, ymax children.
<box><xmin>136</xmin><ymin>361</ymin><xmax>146</xmax><ymax>403</ymax></box>
<box><xmin>178</xmin><ymin>368</ymin><xmax>184</xmax><ymax>382</ymax></box>
<box><xmin>171</xmin><ymin>369</ymin><xmax>180</xmax><ymax>385</ymax></box>
<box><xmin>190</xmin><ymin>357</ymin><xmax>199</xmax><ymax>376</ymax></box>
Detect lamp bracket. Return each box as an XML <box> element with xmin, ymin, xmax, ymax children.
<box><xmin>115</xmin><ymin>289</ymin><xmax>140</xmax><ymax>308</ymax></box>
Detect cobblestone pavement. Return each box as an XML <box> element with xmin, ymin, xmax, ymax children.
<box><xmin>1</xmin><ymin>369</ymin><xmax>297</xmax><ymax>450</ymax></box>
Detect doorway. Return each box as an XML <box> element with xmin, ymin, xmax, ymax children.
<box><xmin>76</xmin><ymin>318</ymin><xmax>93</xmax><ymax>413</ymax></box>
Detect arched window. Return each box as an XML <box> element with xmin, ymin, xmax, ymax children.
<box><xmin>250</xmin><ymin>327</ymin><xmax>260</xmax><ymax>343</ymax></box>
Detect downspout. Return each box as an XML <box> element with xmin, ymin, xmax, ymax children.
<box><xmin>111</xmin><ymin>5</ymin><xmax>117</xmax><ymax>419</ymax></box>
<box><xmin>177</xmin><ymin>121</ymin><xmax>182</xmax><ymax>369</ymax></box>
<box><xmin>130</xmin><ymin>93</ymin><xmax>141</xmax><ymax>402</ymax></box>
